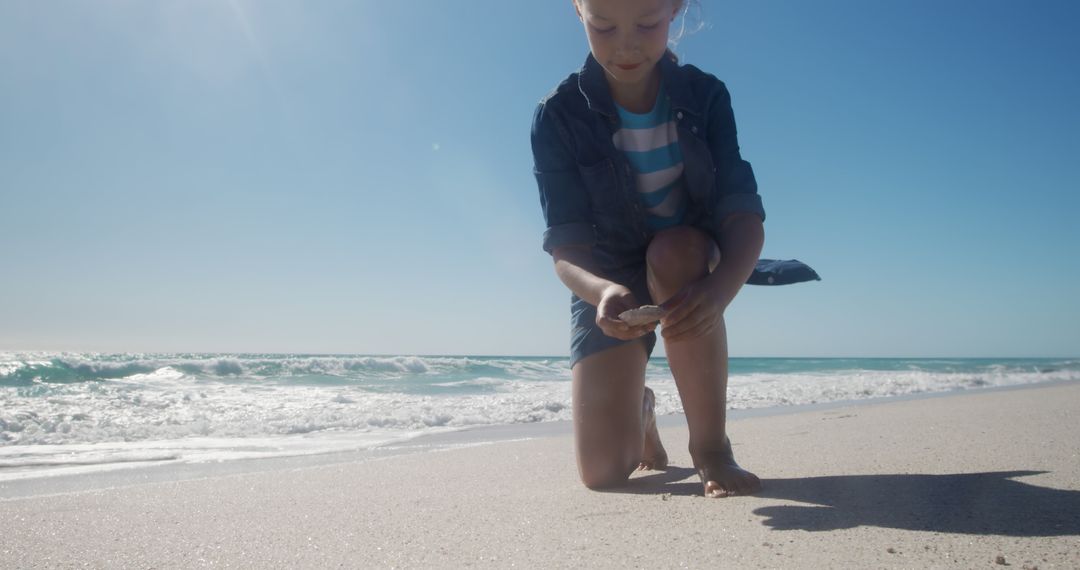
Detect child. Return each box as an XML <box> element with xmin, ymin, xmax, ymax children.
<box><xmin>531</xmin><ymin>0</ymin><xmax>766</xmax><ymax>498</ymax></box>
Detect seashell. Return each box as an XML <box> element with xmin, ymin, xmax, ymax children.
<box><xmin>618</xmin><ymin>305</ymin><xmax>666</xmax><ymax>326</ymax></box>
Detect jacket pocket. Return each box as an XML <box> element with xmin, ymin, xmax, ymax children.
<box><xmin>677</xmin><ymin>132</ymin><xmax>715</xmax><ymax>210</ymax></box>
<box><xmin>577</xmin><ymin>159</ymin><xmax>623</xmax><ymax>220</ymax></box>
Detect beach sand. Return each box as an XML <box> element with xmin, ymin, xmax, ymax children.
<box><xmin>2</xmin><ymin>382</ymin><xmax>1079</xmax><ymax>568</ymax></box>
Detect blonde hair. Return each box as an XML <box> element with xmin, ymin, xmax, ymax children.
<box><xmin>571</xmin><ymin>0</ymin><xmax>702</xmax><ymax>54</ymax></box>
<box><xmin>668</xmin><ymin>0</ymin><xmax>704</xmax><ymax>51</ymax></box>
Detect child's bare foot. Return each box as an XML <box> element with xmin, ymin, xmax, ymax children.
<box><xmin>637</xmin><ymin>387</ymin><xmax>668</xmax><ymax>471</ymax></box>
<box><xmin>695</xmin><ymin>439</ymin><xmax>761</xmax><ymax>497</ymax></box>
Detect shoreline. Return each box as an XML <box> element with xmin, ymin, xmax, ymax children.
<box><xmin>2</xmin><ymin>376</ymin><xmax>1078</xmax><ymax>567</ymax></box>
<box><xmin>2</xmin><ymin>377</ymin><xmax>1076</xmax><ymax>501</ymax></box>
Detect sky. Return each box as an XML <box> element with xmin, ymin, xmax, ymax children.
<box><xmin>1</xmin><ymin>0</ymin><xmax>1078</xmax><ymax>358</ymax></box>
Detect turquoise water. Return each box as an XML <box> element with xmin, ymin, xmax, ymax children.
<box><xmin>1</xmin><ymin>353</ymin><xmax>1076</xmax><ymax>479</ymax></box>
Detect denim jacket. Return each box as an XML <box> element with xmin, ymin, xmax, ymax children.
<box><xmin>531</xmin><ymin>52</ymin><xmax>766</xmax><ymax>275</ymax></box>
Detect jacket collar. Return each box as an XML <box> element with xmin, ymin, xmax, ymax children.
<box><xmin>577</xmin><ymin>51</ymin><xmax>695</xmax><ymax>120</ymax></box>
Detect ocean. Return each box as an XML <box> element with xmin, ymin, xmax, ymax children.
<box><xmin>2</xmin><ymin>352</ymin><xmax>1077</xmax><ymax>481</ymax></box>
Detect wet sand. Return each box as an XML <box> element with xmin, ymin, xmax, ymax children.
<box><xmin>2</xmin><ymin>381</ymin><xmax>1079</xmax><ymax>568</ymax></box>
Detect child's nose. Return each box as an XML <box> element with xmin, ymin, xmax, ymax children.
<box><xmin>615</xmin><ymin>32</ymin><xmax>641</xmax><ymax>58</ymax></box>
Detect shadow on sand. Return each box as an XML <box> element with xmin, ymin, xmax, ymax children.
<box><xmin>620</xmin><ymin>469</ymin><xmax>1079</xmax><ymax>536</ymax></box>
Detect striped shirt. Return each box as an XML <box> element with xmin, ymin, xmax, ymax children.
<box><xmin>612</xmin><ymin>86</ymin><xmax>687</xmax><ymax>231</ymax></box>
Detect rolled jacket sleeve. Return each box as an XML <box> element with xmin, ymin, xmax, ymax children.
<box><xmin>531</xmin><ymin>102</ymin><xmax>596</xmax><ymax>255</ymax></box>
<box><xmin>705</xmin><ymin>82</ymin><xmax>766</xmax><ymax>238</ymax></box>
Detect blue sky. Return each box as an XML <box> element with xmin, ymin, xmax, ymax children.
<box><xmin>2</xmin><ymin>1</ymin><xmax>1077</xmax><ymax>357</ymax></box>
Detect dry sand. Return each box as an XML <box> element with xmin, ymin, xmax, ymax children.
<box><xmin>2</xmin><ymin>382</ymin><xmax>1079</xmax><ymax>568</ymax></box>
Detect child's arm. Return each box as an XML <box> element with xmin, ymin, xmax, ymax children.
<box><xmin>532</xmin><ymin>101</ymin><xmax>655</xmax><ymax>342</ymax></box>
<box><xmin>698</xmin><ymin>80</ymin><xmax>766</xmax><ymax>251</ymax></box>
<box><xmin>660</xmin><ymin>214</ymin><xmax>764</xmax><ymax>343</ymax></box>
<box><xmin>659</xmin><ymin>78</ymin><xmax>768</xmax><ymax>342</ymax></box>
<box><xmin>708</xmin><ymin>212</ymin><xmax>765</xmax><ymax>310</ymax></box>
<box><xmin>553</xmin><ymin>245</ymin><xmax>656</xmax><ymax>341</ymax></box>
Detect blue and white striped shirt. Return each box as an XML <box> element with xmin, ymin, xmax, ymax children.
<box><xmin>612</xmin><ymin>86</ymin><xmax>687</xmax><ymax>231</ymax></box>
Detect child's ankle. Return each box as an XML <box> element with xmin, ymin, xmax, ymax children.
<box><xmin>689</xmin><ymin>436</ymin><xmax>734</xmax><ymax>464</ymax></box>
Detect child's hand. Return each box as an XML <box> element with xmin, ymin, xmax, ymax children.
<box><xmin>659</xmin><ymin>276</ymin><xmax>731</xmax><ymax>342</ymax></box>
<box><xmin>596</xmin><ymin>285</ymin><xmax>657</xmax><ymax>341</ymax></box>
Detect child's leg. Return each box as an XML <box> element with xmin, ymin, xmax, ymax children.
<box><xmin>571</xmin><ymin>340</ymin><xmax>667</xmax><ymax>489</ymax></box>
<box><xmin>645</xmin><ymin>226</ymin><xmax>762</xmax><ymax>498</ymax></box>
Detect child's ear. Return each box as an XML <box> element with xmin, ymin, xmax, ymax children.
<box><xmin>671</xmin><ymin>0</ymin><xmax>684</xmax><ymax>20</ymax></box>
<box><xmin>572</xmin><ymin>0</ymin><xmax>583</xmax><ymax>22</ymax></box>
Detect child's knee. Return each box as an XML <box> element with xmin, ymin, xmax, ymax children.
<box><xmin>646</xmin><ymin>226</ymin><xmax>713</xmax><ymax>282</ymax></box>
<box><xmin>578</xmin><ymin>463</ymin><xmax>631</xmax><ymax>490</ymax></box>
<box><xmin>576</xmin><ymin>445</ymin><xmax>637</xmax><ymax>490</ymax></box>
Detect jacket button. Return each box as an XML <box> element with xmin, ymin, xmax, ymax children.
<box><xmin>691</xmin><ymin>126</ymin><xmax>698</xmax><ymax>134</ymax></box>
<box><xmin>676</xmin><ymin>111</ymin><xmax>683</xmax><ymax>120</ymax></box>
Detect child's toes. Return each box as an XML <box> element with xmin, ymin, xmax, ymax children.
<box><xmin>703</xmin><ymin>480</ymin><xmax>730</xmax><ymax>498</ymax></box>
<box><xmin>730</xmin><ymin>476</ymin><xmax>751</xmax><ymax>495</ymax></box>
<box><xmin>741</xmin><ymin>472</ymin><xmax>763</xmax><ymax>494</ymax></box>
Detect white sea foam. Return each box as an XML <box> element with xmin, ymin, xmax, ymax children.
<box><xmin>2</xmin><ymin>353</ymin><xmax>1076</xmax><ymax>480</ymax></box>
<box><xmin>432</xmin><ymin>377</ymin><xmax>508</xmax><ymax>388</ymax></box>
<box><xmin>0</xmin><ymin>432</ymin><xmax>422</xmax><ymax>482</ymax></box>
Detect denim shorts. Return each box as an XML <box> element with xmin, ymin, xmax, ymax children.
<box><xmin>569</xmin><ymin>265</ymin><xmax>658</xmax><ymax>368</ymax></box>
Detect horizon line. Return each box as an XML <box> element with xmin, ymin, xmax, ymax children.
<box><xmin>0</xmin><ymin>350</ymin><xmax>1076</xmax><ymax>360</ymax></box>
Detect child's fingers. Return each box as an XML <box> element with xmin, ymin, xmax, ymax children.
<box><xmin>598</xmin><ymin>314</ymin><xmax>630</xmax><ymax>329</ymax></box>
<box><xmin>599</xmin><ymin>316</ymin><xmax>656</xmax><ymax>340</ymax></box>
<box><xmin>597</xmin><ymin>316</ymin><xmax>634</xmax><ymax>339</ymax></box>
<box><xmin>659</xmin><ymin>288</ymin><xmax>688</xmax><ymax>312</ymax></box>
<box><xmin>661</xmin><ymin>293</ymin><xmax>701</xmax><ymax>330</ymax></box>
<box><xmin>662</xmin><ymin>311</ymin><xmax>711</xmax><ymax>341</ymax></box>
<box><xmin>670</xmin><ymin>318</ymin><xmax>717</xmax><ymax>342</ymax></box>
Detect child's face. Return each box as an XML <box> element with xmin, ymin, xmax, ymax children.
<box><xmin>574</xmin><ymin>0</ymin><xmax>681</xmax><ymax>86</ymax></box>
